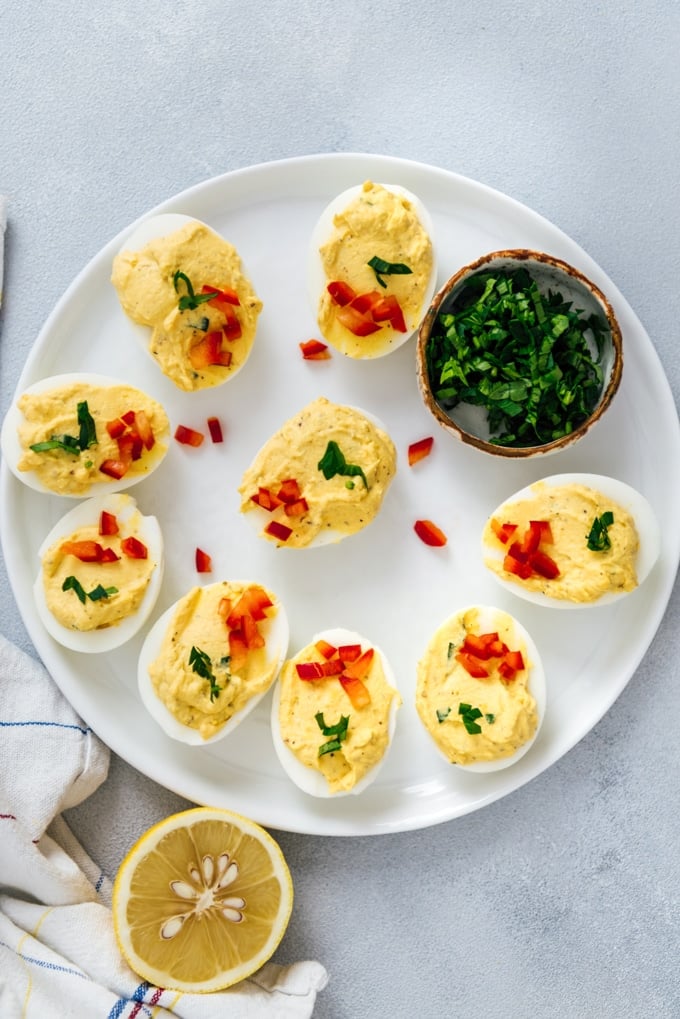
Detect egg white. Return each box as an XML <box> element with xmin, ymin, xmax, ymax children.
<box><xmin>115</xmin><ymin>212</ymin><xmax>257</xmax><ymax>386</ymax></box>
<box><xmin>423</xmin><ymin>605</ymin><xmax>546</xmax><ymax>774</ymax></box>
<box><xmin>482</xmin><ymin>473</ymin><xmax>661</xmax><ymax>609</ymax></box>
<box><xmin>137</xmin><ymin>580</ymin><xmax>289</xmax><ymax>745</ymax></box>
<box><xmin>270</xmin><ymin>626</ymin><xmax>400</xmax><ymax>797</ymax></box>
<box><xmin>0</xmin><ymin>372</ymin><xmax>170</xmax><ymax>497</ymax></box>
<box><xmin>241</xmin><ymin>404</ymin><xmax>395</xmax><ymax>549</ymax></box>
<box><xmin>33</xmin><ymin>492</ymin><xmax>164</xmax><ymax>654</ymax></box>
<box><xmin>308</xmin><ymin>182</ymin><xmax>437</xmax><ymax>358</ymax></box>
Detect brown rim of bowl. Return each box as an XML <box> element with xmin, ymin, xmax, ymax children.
<box><xmin>416</xmin><ymin>248</ymin><xmax>624</xmax><ymax>459</ymax></box>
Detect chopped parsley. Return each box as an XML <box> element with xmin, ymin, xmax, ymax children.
<box><xmin>315</xmin><ymin>711</ymin><xmax>350</xmax><ymax>756</ymax></box>
<box><xmin>436</xmin><ymin>707</ymin><xmax>451</xmax><ymax>724</ymax></box>
<box><xmin>458</xmin><ymin>702</ymin><xmax>484</xmax><ymax>735</ymax></box>
<box><xmin>189</xmin><ymin>645</ymin><xmax>224</xmax><ymax>702</ymax></box>
<box><xmin>30</xmin><ymin>401</ymin><xmax>97</xmax><ymax>456</ymax></box>
<box><xmin>62</xmin><ymin>576</ymin><xmax>118</xmax><ymax>604</ymax></box>
<box><xmin>586</xmin><ymin>510</ymin><xmax>614</xmax><ymax>551</ymax></box>
<box><xmin>173</xmin><ymin>270</ymin><xmax>216</xmax><ymax>312</ymax></box>
<box><xmin>317</xmin><ymin>440</ymin><xmax>368</xmax><ymax>489</ymax></box>
<box><xmin>424</xmin><ymin>267</ymin><xmax>607</xmax><ymax>447</ymax></box>
<box><xmin>367</xmin><ymin>255</ymin><xmax>413</xmax><ymax>289</ymax></box>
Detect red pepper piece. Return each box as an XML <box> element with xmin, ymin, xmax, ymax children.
<box><xmin>296</xmin><ymin>662</ymin><xmax>326</xmax><ymax>680</ymax></box>
<box><xmin>174</xmin><ymin>424</ymin><xmax>205</xmax><ymax>447</ymax></box>
<box><xmin>250</xmin><ymin>486</ymin><xmax>283</xmax><ymax>512</ymax></box>
<box><xmin>455</xmin><ymin>651</ymin><xmax>490</xmax><ymax>679</ymax></box>
<box><xmin>327</xmin><ymin>280</ymin><xmax>356</xmax><ymax>306</ymax></box>
<box><xmin>504</xmin><ymin>649</ymin><xmax>525</xmax><ymax>672</ymax></box>
<box><xmin>134</xmin><ymin>409</ymin><xmax>155</xmax><ymax>450</ymax></box>
<box><xmin>99</xmin><ymin>546</ymin><xmax>121</xmax><ymax>563</ymax></box>
<box><xmin>350</xmin><ymin>290</ymin><xmax>382</xmax><ymax>315</ymax></box>
<box><xmin>189</xmin><ymin>331</ymin><xmax>232</xmax><ymax>369</ymax></box>
<box><xmin>195</xmin><ymin>547</ymin><xmax>212</xmax><ymax>573</ymax></box>
<box><xmin>207</xmin><ymin>416</ymin><xmax>224</xmax><ymax>444</ymax></box>
<box><xmin>106</xmin><ymin>418</ymin><xmax>127</xmax><ymax>440</ymax></box>
<box><xmin>529</xmin><ymin>549</ymin><xmax>560</xmax><ymax>579</ymax></box>
<box><xmin>121</xmin><ymin>536</ymin><xmax>148</xmax><ymax>560</ymax></box>
<box><xmin>341</xmin><ymin>647</ymin><xmax>374</xmax><ymax>680</ymax></box>
<box><xmin>99</xmin><ymin>459</ymin><xmax>129</xmax><ymax>480</ymax></box>
<box><xmin>371</xmin><ymin>293</ymin><xmax>407</xmax><ymax>332</ymax></box>
<box><xmin>407</xmin><ymin>436</ymin><xmax>434</xmax><ymax>466</ymax></box>
<box><xmin>276</xmin><ymin>478</ymin><xmax>302</xmax><ymax>504</ymax></box>
<box><xmin>337</xmin><ymin>644</ymin><xmax>362</xmax><ymax>663</ymax></box>
<box><xmin>339</xmin><ymin>674</ymin><xmax>372</xmax><ymax>709</ymax></box>
<box><xmin>490</xmin><ymin>518</ymin><xmax>518</xmax><ymax>545</ymax></box>
<box><xmin>264</xmin><ymin>520</ymin><xmax>293</xmax><ymax>542</ymax></box>
<box><xmin>503</xmin><ymin>552</ymin><xmax>533</xmax><ymax>579</ymax></box>
<box><xmin>234</xmin><ymin>585</ymin><xmax>274</xmax><ymax>622</ymax></box>
<box><xmin>221</xmin><ymin>304</ymin><xmax>242</xmax><ymax>341</ymax></box>
<box><xmin>117</xmin><ymin>432</ymin><xmax>143</xmax><ymax>463</ymax></box>
<box><xmin>335</xmin><ymin>304</ymin><xmax>381</xmax><ymax>336</ymax></box>
<box><xmin>283</xmin><ymin>498</ymin><xmax>309</xmax><ymax>518</ymax></box>
<box><xmin>414</xmin><ymin>519</ymin><xmax>447</xmax><ymax>547</ymax></box>
<box><xmin>201</xmin><ymin>284</ymin><xmax>240</xmax><ymax>307</ymax></box>
<box><xmin>60</xmin><ymin>540</ymin><xmax>107</xmax><ymax>562</ymax></box>
<box><xmin>315</xmin><ymin>639</ymin><xmax>337</xmax><ymax>660</ymax></box>
<box><xmin>228</xmin><ymin>630</ymin><xmax>249</xmax><ymax>673</ymax></box>
<box><xmin>498</xmin><ymin>661</ymin><xmax>517</xmax><ymax>682</ymax></box>
<box><xmin>300</xmin><ymin>339</ymin><xmax>331</xmax><ymax>360</ymax></box>
<box><xmin>99</xmin><ymin>511</ymin><xmax>119</xmax><ymax>536</ymax></box>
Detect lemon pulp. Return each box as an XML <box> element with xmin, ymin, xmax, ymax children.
<box><xmin>112</xmin><ymin>807</ymin><xmax>293</xmax><ymax>992</ymax></box>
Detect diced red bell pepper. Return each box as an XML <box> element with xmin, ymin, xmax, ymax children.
<box><xmin>201</xmin><ymin>284</ymin><xmax>241</xmax><ymax>307</ymax></box>
<box><xmin>99</xmin><ymin>511</ymin><xmax>119</xmax><ymax>536</ymax></box>
<box><xmin>529</xmin><ymin>549</ymin><xmax>560</xmax><ymax>579</ymax></box>
<box><xmin>504</xmin><ymin>649</ymin><xmax>525</xmax><ymax>672</ymax></box>
<box><xmin>99</xmin><ymin>546</ymin><xmax>121</xmax><ymax>563</ymax></box>
<box><xmin>498</xmin><ymin>661</ymin><xmax>517</xmax><ymax>682</ymax></box>
<box><xmin>339</xmin><ymin>674</ymin><xmax>372</xmax><ymax>709</ymax></box>
<box><xmin>241</xmin><ymin>611</ymin><xmax>265</xmax><ymax>649</ymax></box>
<box><xmin>235</xmin><ymin>585</ymin><xmax>274</xmax><ymax>622</ymax></box>
<box><xmin>189</xmin><ymin>331</ymin><xmax>232</xmax><ymax>369</ymax></box>
<box><xmin>335</xmin><ymin>304</ymin><xmax>381</xmax><ymax>337</ymax></box>
<box><xmin>371</xmin><ymin>294</ymin><xmax>407</xmax><ymax>332</ymax></box>
<box><xmin>341</xmin><ymin>647</ymin><xmax>374</xmax><ymax>681</ymax></box>
<box><xmin>106</xmin><ymin>417</ymin><xmax>127</xmax><ymax>440</ymax></box>
<box><xmin>490</xmin><ymin>518</ymin><xmax>518</xmax><ymax>545</ymax></box>
<box><xmin>121</xmin><ymin>536</ymin><xmax>148</xmax><ymax>560</ymax></box>
<box><xmin>195</xmin><ymin>547</ymin><xmax>212</xmax><ymax>573</ymax></box>
<box><xmin>296</xmin><ymin>662</ymin><xmax>326</xmax><ymax>680</ymax></box>
<box><xmin>414</xmin><ymin>519</ymin><xmax>447</xmax><ymax>547</ymax></box>
<box><xmin>455</xmin><ymin>651</ymin><xmax>490</xmax><ymax>679</ymax></box>
<box><xmin>250</xmin><ymin>486</ymin><xmax>283</xmax><ymax>512</ymax></box>
<box><xmin>350</xmin><ymin>290</ymin><xmax>382</xmax><ymax>315</ymax></box>
<box><xmin>337</xmin><ymin>644</ymin><xmax>362</xmax><ymax>663</ymax></box>
<box><xmin>264</xmin><ymin>520</ymin><xmax>293</xmax><ymax>542</ymax></box>
<box><xmin>228</xmin><ymin>629</ymin><xmax>249</xmax><ymax>673</ymax></box>
<box><xmin>99</xmin><ymin>459</ymin><xmax>129</xmax><ymax>480</ymax></box>
<box><xmin>327</xmin><ymin>280</ymin><xmax>356</xmax><ymax>306</ymax></box>
<box><xmin>221</xmin><ymin>304</ymin><xmax>242</xmax><ymax>341</ymax></box>
<box><xmin>276</xmin><ymin>478</ymin><xmax>302</xmax><ymax>504</ymax></box>
<box><xmin>174</xmin><ymin>424</ymin><xmax>205</xmax><ymax>447</ymax></box>
<box><xmin>300</xmin><ymin>339</ymin><xmax>331</xmax><ymax>360</ymax></box>
<box><xmin>284</xmin><ymin>498</ymin><xmax>309</xmax><ymax>518</ymax></box>
<box><xmin>60</xmin><ymin>540</ymin><xmax>107</xmax><ymax>562</ymax></box>
<box><xmin>503</xmin><ymin>552</ymin><xmax>533</xmax><ymax>579</ymax></box>
<box><xmin>134</xmin><ymin>409</ymin><xmax>155</xmax><ymax>450</ymax></box>
<box><xmin>207</xmin><ymin>416</ymin><xmax>224</xmax><ymax>443</ymax></box>
<box><xmin>117</xmin><ymin>431</ymin><xmax>143</xmax><ymax>464</ymax></box>
<box><xmin>315</xmin><ymin>639</ymin><xmax>337</xmax><ymax>660</ymax></box>
<box><xmin>407</xmin><ymin>436</ymin><xmax>434</xmax><ymax>466</ymax></box>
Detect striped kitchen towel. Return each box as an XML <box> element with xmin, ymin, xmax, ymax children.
<box><xmin>0</xmin><ymin>195</ymin><xmax>6</xmax><ymax>308</ymax></box>
<box><xmin>0</xmin><ymin>635</ymin><xmax>327</xmax><ymax>1017</ymax></box>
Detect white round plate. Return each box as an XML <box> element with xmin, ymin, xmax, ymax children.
<box><xmin>2</xmin><ymin>153</ymin><xmax>679</xmax><ymax>835</ymax></box>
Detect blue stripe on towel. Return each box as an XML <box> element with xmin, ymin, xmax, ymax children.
<box><xmin>107</xmin><ymin>982</ymin><xmax>154</xmax><ymax>1018</ymax></box>
<box><xmin>0</xmin><ymin>720</ymin><xmax>92</xmax><ymax>735</ymax></box>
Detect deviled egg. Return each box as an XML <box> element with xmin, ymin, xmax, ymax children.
<box><xmin>416</xmin><ymin>605</ymin><xmax>546</xmax><ymax>772</ymax></box>
<box><xmin>138</xmin><ymin>580</ymin><xmax>288</xmax><ymax>744</ymax></box>
<box><xmin>34</xmin><ymin>493</ymin><xmax>163</xmax><ymax>653</ymax></box>
<box><xmin>271</xmin><ymin>627</ymin><xmax>401</xmax><ymax>796</ymax></box>
<box><xmin>482</xmin><ymin>473</ymin><xmax>661</xmax><ymax>608</ymax></box>
<box><xmin>238</xmin><ymin>396</ymin><xmax>397</xmax><ymax>548</ymax></box>
<box><xmin>111</xmin><ymin>213</ymin><xmax>262</xmax><ymax>391</ymax></box>
<box><xmin>309</xmin><ymin>180</ymin><xmax>436</xmax><ymax>358</ymax></box>
<box><xmin>1</xmin><ymin>372</ymin><xmax>170</xmax><ymax>497</ymax></box>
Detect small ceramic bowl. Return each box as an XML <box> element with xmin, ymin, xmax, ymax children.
<box><xmin>416</xmin><ymin>249</ymin><xmax>623</xmax><ymax>458</ymax></box>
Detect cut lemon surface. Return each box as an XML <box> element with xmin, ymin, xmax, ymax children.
<box><xmin>112</xmin><ymin>807</ymin><xmax>294</xmax><ymax>993</ymax></box>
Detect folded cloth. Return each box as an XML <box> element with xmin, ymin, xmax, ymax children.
<box><xmin>0</xmin><ymin>636</ymin><xmax>327</xmax><ymax>1017</ymax></box>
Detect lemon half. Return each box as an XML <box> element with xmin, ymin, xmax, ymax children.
<box><xmin>112</xmin><ymin>807</ymin><xmax>294</xmax><ymax>992</ymax></box>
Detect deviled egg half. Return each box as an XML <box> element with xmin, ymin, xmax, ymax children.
<box><xmin>482</xmin><ymin>473</ymin><xmax>661</xmax><ymax>608</ymax></box>
<box><xmin>1</xmin><ymin>372</ymin><xmax>170</xmax><ymax>497</ymax></box>
<box><xmin>111</xmin><ymin>213</ymin><xmax>262</xmax><ymax>391</ymax></box>
<box><xmin>309</xmin><ymin>180</ymin><xmax>437</xmax><ymax>358</ymax></box>
<box><xmin>416</xmin><ymin>605</ymin><xmax>546</xmax><ymax>772</ymax></box>
<box><xmin>137</xmin><ymin>580</ymin><xmax>289</xmax><ymax>745</ymax></box>
<box><xmin>34</xmin><ymin>493</ymin><xmax>163</xmax><ymax>653</ymax></box>
<box><xmin>238</xmin><ymin>396</ymin><xmax>397</xmax><ymax>548</ymax></box>
<box><xmin>271</xmin><ymin>627</ymin><xmax>401</xmax><ymax>796</ymax></box>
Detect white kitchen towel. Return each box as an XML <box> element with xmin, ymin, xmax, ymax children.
<box><xmin>0</xmin><ymin>195</ymin><xmax>6</xmax><ymax>307</ymax></box>
<box><xmin>0</xmin><ymin>635</ymin><xmax>327</xmax><ymax>1017</ymax></box>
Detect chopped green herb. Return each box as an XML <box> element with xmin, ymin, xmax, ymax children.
<box><xmin>424</xmin><ymin>267</ymin><xmax>607</xmax><ymax>447</ymax></box>
<box><xmin>586</xmin><ymin>510</ymin><xmax>614</xmax><ymax>551</ymax></box>
<box><xmin>315</xmin><ymin>711</ymin><xmax>350</xmax><ymax>756</ymax></box>
<box><xmin>446</xmin><ymin>641</ymin><xmax>456</xmax><ymax>659</ymax></box>
<box><xmin>436</xmin><ymin>707</ymin><xmax>451</xmax><ymax>724</ymax></box>
<box><xmin>367</xmin><ymin>255</ymin><xmax>413</xmax><ymax>289</ymax></box>
<box><xmin>458</xmin><ymin>702</ymin><xmax>484</xmax><ymax>735</ymax></box>
<box><xmin>30</xmin><ymin>400</ymin><xmax>98</xmax><ymax>457</ymax></box>
<box><xmin>62</xmin><ymin>576</ymin><xmax>118</xmax><ymax>604</ymax></box>
<box><xmin>173</xmin><ymin>270</ymin><xmax>216</xmax><ymax>311</ymax></box>
<box><xmin>189</xmin><ymin>645</ymin><xmax>223</xmax><ymax>702</ymax></box>
<box><xmin>317</xmin><ymin>440</ymin><xmax>368</xmax><ymax>489</ymax></box>
<box><xmin>485</xmin><ymin>713</ymin><xmax>496</xmax><ymax>725</ymax></box>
